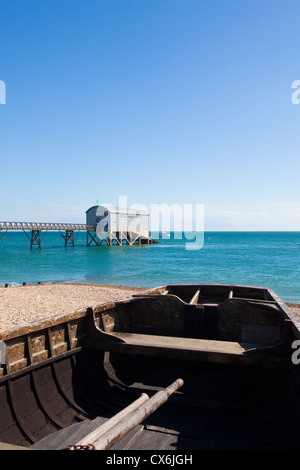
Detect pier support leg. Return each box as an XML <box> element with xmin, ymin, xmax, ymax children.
<box><xmin>23</xmin><ymin>230</ymin><xmax>47</xmax><ymax>250</ymax></box>
<box><xmin>86</xmin><ymin>231</ymin><xmax>100</xmax><ymax>246</ymax></box>
<box><xmin>0</xmin><ymin>230</ymin><xmax>7</xmax><ymax>241</ymax></box>
<box><xmin>115</xmin><ymin>231</ymin><xmax>122</xmax><ymax>246</ymax></box>
<box><xmin>63</xmin><ymin>230</ymin><xmax>75</xmax><ymax>248</ymax></box>
<box><xmin>30</xmin><ymin>230</ymin><xmax>41</xmax><ymax>250</ymax></box>
<box><xmin>125</xmin><ymin>232</ymin><xmax>132</xmax><ymax>245</ymax></box>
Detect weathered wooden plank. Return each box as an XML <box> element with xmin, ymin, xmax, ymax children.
<box><xmin>88</xmin><ymin>331</ymin><xmax>289</xmax><ymax>366</ymax></box>
<box><xmin>0</xmin><ymin>442</ymin><xmax>31</xmax><ymax>450</ymax></box>
<box><xmin>241</xmin><ymin>324</ymin><xmax>281</xmax><ymax>344</ymax></box>
<box><xmin>95</xmin><ymin>332</ymin><xmax>262</xmax><ymax>354</ymax></box>
<box><xmin>110</xmin><ymin>425</ymin><xmax>144</xmax><ymax>450</ymax></box>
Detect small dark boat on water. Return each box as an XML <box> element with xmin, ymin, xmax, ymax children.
<box><xmin>1</xmin><ymin>283</ymin><xmax>300</xmax><ymax>450</ymax></box>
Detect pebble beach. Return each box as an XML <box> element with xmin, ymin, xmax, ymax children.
<box><xmin>0</xmin><ymin>283</ymin><xmax>145</xmax><ymax>331</ymax></box>
<box><xmin>0</xmin><ymin>282</ymin><xmax>299</xmax><ymax>332</ymax></box>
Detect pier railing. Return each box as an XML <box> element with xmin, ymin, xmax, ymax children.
<box><xmin>0</xmin><ymin>221</ymin><xmax>96</xmax><ymax>250</ymax></box>
<box><xmin>0</xmin><ymin>222</ymin><xmax>96</xmax><ymax>231</ymax></box>
<box><xmin>0</xmin><ymin>221</ymin><xmax>157</xmax><ymax>250</ymax></box>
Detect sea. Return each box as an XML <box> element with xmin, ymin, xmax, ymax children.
<box><xmin>0</xmin><ymin>231</ymin><xmax>299</xmax><ymax>303</ymax></box>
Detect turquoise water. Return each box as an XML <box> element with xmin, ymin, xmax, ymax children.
<box><xmin>0</xmin><ymin>231</ymin><xmax>299</xmax><ymax>303</ymax></box>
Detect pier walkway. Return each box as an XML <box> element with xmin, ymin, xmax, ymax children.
<box><xmin>0</xmin><ymin>221</ymin><xmax>96</xmax><ymax>250</ymax></box>
<box><xmin>0</xmin><ymin>222</ymin><xmax>157</xmax><ymax>250</ymax></box>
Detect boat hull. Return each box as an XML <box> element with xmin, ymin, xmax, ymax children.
<box><xmin>0</xmin><ymin>283</ymin><xmax>300</xmax><ymax>450</ymax></box>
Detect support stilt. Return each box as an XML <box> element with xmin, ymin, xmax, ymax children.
<box><xmin>29</xmin><ymin>230</ymin><xmax>41</xmax><ymax>250</ymax></box>
<box><xmin>0</xmin><ymin>230</ymin><xmax>7</xmax><ymax>241</ymax></box>
<box><xmin>61</xmin><ymin>230</ymin><xmax>75</xmax><ymax>248</ymax></box>
<box><xmin>23</xmin><ymin>230</ymin><xmax>48</xmax><ymax>250</ymax></box>
<box><xmin>86</xmin><ymin>231</ymin><xmax>100</xmax><ymax>246</ymax></box>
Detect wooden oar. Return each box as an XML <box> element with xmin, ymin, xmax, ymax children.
<box><xmin>74</xmin><ymin>378</ymin><xmax>183</xmax><ymax>450</ymax></box>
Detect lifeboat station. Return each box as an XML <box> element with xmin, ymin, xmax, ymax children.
<box><xmin>0</xmin><ymin>204</ymin><xmax>158</xmax><ymax>250</ymax></box>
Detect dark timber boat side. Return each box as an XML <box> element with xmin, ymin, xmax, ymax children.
<box><xmin>1</xmin><ymin>283</ymin><xmax>300</xmax><ymax>450</ymax></box>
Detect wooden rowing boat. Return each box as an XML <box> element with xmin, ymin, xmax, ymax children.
<box><xmin>1</xmin><ymin>283</ymin><xmax>300</xmax><ymax>450</ymax></box>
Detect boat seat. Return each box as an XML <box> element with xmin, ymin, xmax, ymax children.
<box><xmin>87</xmin><ymin>331</ymin><xmax>288</xmax><ymax>366</ymax></box>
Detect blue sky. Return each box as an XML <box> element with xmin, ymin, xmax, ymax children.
<box><xmin>1</xmin><ymin>0</ymin><xmax>300</xmax><ymax>230</ymax></box>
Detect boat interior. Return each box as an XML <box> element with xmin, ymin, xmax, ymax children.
<box><xmin>87</xmin><ymin>283</ymin><xmax>295</xmax><ymax>365</ymax></box>
<box><xmin>1</xmin><ymin>284</ymin><xmax>300</xmax><ymax>450</ymax></box>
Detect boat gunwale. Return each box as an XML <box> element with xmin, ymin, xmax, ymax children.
<box><xmin>1</xmin><ymin>283</ymin><xmax>299</xmax><ymax>378</ymax></box>
<box><xmin>1</xmin><ymin>283</ymin><xmax>300</xmax><ymax>341</ymax></box>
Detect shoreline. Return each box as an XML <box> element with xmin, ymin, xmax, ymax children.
<box><xmin>0</xmin><ymin>281</ymin><xmax>299</xmax><ymax>332</ymax></box>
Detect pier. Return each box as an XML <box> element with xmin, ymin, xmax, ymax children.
<box><xmin>0</xmin><ymin>221</ymin><xmax>158</xmax><ymax>250</ymax></box>
<box><xmin>0</xmin><ymin>222</ymin><xmax>96</xmax><ymax>250</ymax></box>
